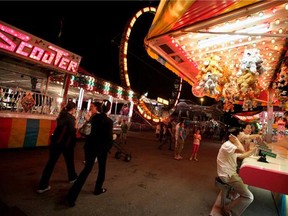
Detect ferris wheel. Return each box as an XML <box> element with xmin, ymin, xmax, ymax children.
<box><xmin>118</xmin><ymin>6</ymin><xmax>182</xmax><ymax>123</ymax></box>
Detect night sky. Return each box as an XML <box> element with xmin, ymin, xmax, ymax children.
<box><xmin>0</xmin><ymin>1</ymin><xmax>215</xmax><ymax>106</ymax></box>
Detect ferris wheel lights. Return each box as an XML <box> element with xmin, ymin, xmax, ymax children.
<box><xmin>119</xmin><ymin>6</ymin><xmax>180</xmax><ymax>122</ymax></box>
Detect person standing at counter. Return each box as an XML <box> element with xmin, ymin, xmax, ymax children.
<box><xmin>237</xmin><ymin>124</ymin><xmax>262</xmax><ymax>151</ymax></box>
<box><xmin>37</xmin><ymin>101</ymin><xmax>78</xmax><ymax>193</ymax></box>
<box><xmin>66</xmin><ymin>100</ymin><xmax>113</xmax><ymax>207</ymax></box>
<box><xmin>217</xmin><ymin>127</ymin><xmax>256</xmax><ymax>216</ymax></box>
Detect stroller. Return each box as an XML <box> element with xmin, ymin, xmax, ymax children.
<box><xmin>112</xmin><ymin>134</ymin><xmax>132</xmax><ymax>162</ymax></box>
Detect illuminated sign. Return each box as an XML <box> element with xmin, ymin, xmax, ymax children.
<box><xmin>0</xmin><ymin>21</ymin><xmax>81</xmax><ymax>75</ymax></box>
<box><xmin>157</xmin><ymin>97</ymin><xmax>169</xmax><ymax>105</ymax></box>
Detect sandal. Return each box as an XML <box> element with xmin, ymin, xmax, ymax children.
<box><xmin>94</xmin><ymin>188</ymin><xmax>107</xmax><ymax>196</ymax></box>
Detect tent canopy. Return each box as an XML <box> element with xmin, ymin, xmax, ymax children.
<box><xmin>144</xmin><ymin>0</ymin><xmax>288</xmax><ymax>110</ymax></box>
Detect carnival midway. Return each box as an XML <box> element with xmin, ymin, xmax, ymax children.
<box><xmin>0</xmin><ymin>1</ymin><xmax>288</xmax><ymax>215</ymax></box>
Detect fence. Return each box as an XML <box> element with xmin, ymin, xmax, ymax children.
<box><xmin>0</xmin><ymin>86</ymin><xmax>60</xmax><ymax>115</ymax></box>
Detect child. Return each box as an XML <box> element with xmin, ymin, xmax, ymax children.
<box><xmin>189</xmin><ymin>129</ymin><xmax>202</xmax><ymax>161</ymax></box>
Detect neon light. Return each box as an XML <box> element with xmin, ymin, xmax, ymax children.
<box><xmin>0</xmin><ymin>23</ymin><xmax>30</xmax><ymax>41</ymax></box>
<box><xmin>0</xmin><ymin>32</ymin><xmax>16</xmax><ymax>51</ymax></box>
<box><xmin>119</xmin><ymin>6</ymin><xmax>181</xmax><ymax>121</ymax></box>
<box><xmin>0</xmin><ymin>21</ymin><xmax>81</xmax><ymax>74</ymax></box>
<box><xmin>58</xmin><ymin>57</ymin><xmax>70</xmax><ymax>70</ymax></box>
<box><xmin>42</xmin><ymin>52</ymin><xmax>56</xmax><ymax>66</ymax></box>
<box><xmin>48</xmin><ymin>45</ymin><xmax>69</xmax><ymax>66</ymax></box>
<box><xmin>15</xmin><ymin>41</ymin><xmax>32</xmax><ymax>56</ymax></box>
<box><xmin>30</xmin><ymin>47</ymin><xmax>45</xmax><ymax>60</ymax></box>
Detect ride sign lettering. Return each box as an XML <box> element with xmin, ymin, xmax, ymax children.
<box><xmin>0</xmin><ymin>21</ymin><xmax>81</xmax><ymax>75</ymax></box>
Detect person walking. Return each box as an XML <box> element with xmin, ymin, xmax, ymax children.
<box><xmin>66</xmin><ymin>100</ymin><xmax>113</xmax><ymax>207</ymax></box>
<box><xmin>37</xmin><ymin>101</ymin><xmax>78</xmax><ymax>193</ymax></box>
<box><xmin>158</xmin><ymin>123</ymin><xmax>167</xmax><ymax>149</ymax></box>
<box><xmin>155</xmin><ymin>123</ymin><xmax>161</xmax><ymax>140</ymax></box>
<box><xmin>81</xmin><ymin>101</ymin><xmax>100</xmax><ymax>164</ymax></box>
<box><xmin>189</xmin><ymin>129</ymin><xmax>202</xmax><ymax>161</ymax></box>
<box><xmin>158</xmin><ymin>122</ymin><xmax>165</xmax><ymax>143</ymax></box>
<box><xmin>174</xmin><ymin>119</ymin><xmax>184</xmax><ymax>158</ymax></box>
<box><xmin>217</xmin><ymin>127</ymin><xmax>256</xmax><ymax>216</ymax></box>
<box><xmin>174</xmin><ymin>121</ymin><xmax>186</xmax><ymax>160</ymax></box>
<box><xmin>158</xmin><ymin>120</ymin><xmax>173</xmax><ymax>150</ymax></box>
<box><xmin>120</xmin><ymin>119</ymin><xmax>128</xmax><ymax>144</ymax></box>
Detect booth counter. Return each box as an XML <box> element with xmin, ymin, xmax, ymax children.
<box><xmin>239</xmin><ymin>137</ymin><xmax>288</xmax><ymax>216</ymax></box>
<box><xmin>0</xmin><ymin>113</ymin><xmax>56</xmax><ymax>149</ymax></box>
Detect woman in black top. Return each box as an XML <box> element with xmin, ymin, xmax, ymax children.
<box><xmin>37</xmin><ymin>101</ymin><xmax>78</xmax><ymax>193</ymax></box>
<box><xmin>67</xmin><ymin>100</ymin><xmax>113</xmax><ymax>207</ymax></box>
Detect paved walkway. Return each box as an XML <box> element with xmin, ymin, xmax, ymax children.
<box><xmin>0</xmin><ymin>131</ymin><xmax>278</xmax><ymax>216</ymax></box>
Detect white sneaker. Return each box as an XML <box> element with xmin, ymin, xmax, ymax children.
<box><xmin>83</xmin><ymin>158</ymin><xmax>97</xmax><ymax>164</ymax></box>
<box><xmin>37</xmin><ymin>186</ymin><xmax>51</xmax><ymax>194</ymax></box>
<box><xmin>69</xmin><ymin>178</ymin><xmax>77</xmax><ymax>184</ymax></box>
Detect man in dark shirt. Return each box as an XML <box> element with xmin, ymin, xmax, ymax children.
<box><xmin>67</xmin><ymin>100</ymin><xmax>113</xmax><ymax>207</ymax></box>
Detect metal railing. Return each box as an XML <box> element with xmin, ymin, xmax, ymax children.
<box><xmin>0</xmin><ymin>86</ymin><xmax>60</xmax><ymax>115</ymax></box>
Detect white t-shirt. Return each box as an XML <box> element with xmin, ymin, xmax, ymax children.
<box><xmin>217</xmin><ymin>140</ymin><xmax>239</xmax><ymax>178</ymax></box>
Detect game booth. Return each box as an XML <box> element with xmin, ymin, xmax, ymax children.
<box><xmin>143</xmin><ymin>1</ymin><xmax>288</xmax><ymax>215</ymax></box>
<box><xmin>0</xmin><ymin>20</ymin><xmax>136</xmax><ymax>149</ymax></box>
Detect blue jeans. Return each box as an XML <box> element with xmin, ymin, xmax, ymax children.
<box><xmin>220</xmin><ymin>174</ymin><xmax>254</xmax><ymax>215</ymax></box>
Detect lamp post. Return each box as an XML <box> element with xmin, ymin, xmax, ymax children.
<box><xmin>200</xmin><ymin>98</ymin><xmax>204</xmax><ymax>106</ymax></box>
<box><xmin>200</xmin><ymin>98</ymin><xmax>204</xmax><ymax>122</ymax></box>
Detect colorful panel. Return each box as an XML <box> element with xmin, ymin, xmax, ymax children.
<box><xmin>37</xmin><ymin>119</ymin><xmax>55</xmax><ymax>146</ymax></box>
<box><xmin>0</xmin><ymin>118</ymin><xmax>12</xmax><ymax>148</ymax></box>
<box><xmin>50</xmin><ymin>120</ymin><xmax>57</xmax><ymax>135</ymax></box>
<box><xmin>9</xmin><ymin>118</ymin><xmax>27</xmax><ymax>148</ymax></box>
<box><xmin>23</xmin><ymin>119</ymin><xmax>39</xmax><ymax>148</ymax></box>
<box><xmin>0</xmin><ymin>117</ymin><xmax>58</xmax><ymax>149</ymax></box>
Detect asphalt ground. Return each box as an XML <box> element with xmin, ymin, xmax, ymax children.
<box><xmin>0</xmin><ymin>131</ymin><xmax>278</xmax><ymax>216</ymax></box>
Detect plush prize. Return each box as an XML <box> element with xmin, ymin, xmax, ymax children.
<box><xmin>21</xmin><ymin>91</ymin><xmax>35</xmax><ymax>112</ymax></box>
<box><xmin>237</xmin><ymin>72</ymin><xmax>254</xmax><ymax>93</ymax></box>
<box><xmin>223</xmin><ymin>101</ymin><xmax>235</xmax><ymax>112</ymax></box>
<box><xmin>237</xmin><ymin>49</ymin><xmax>265</xmax><ymax>76</ymax></box>
<box><xmin>221</xmin><ymin>77</ymin><xmax>238</xmax><ymax>112</ymax></box>
<box><xmin>195</xmin><ymin>55</ymin><xmax>223</xmax><ymax>97</ymax></box>
<box><xmin>277</xmin><ymin>66</ymin><xmax>288</xmax><ymax>89</ymax></box>
<box><xmin>200</xmin><ymin>55</ymin><xmax>223</xmax><ymax>75</ymax></box>
<box><xmin>273</xmin><ymin>66</ymin><xmax>288</xmax><ymax>107</ymax></box>
<box><xmin>196</xmin><ymin>72</ymin><xmax>220</xmax><ymax>96</ymax></box>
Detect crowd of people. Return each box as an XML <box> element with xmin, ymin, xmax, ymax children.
<box><xmin>36</xmin><ymin>101</ymin><xmax>278</xmax><ymax>215</ymax></box>
<box><xmin>156</xmin><ymin>118</ymin><xmax>204</xmax><ymax>161</ymax></box>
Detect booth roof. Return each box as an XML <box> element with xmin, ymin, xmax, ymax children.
<box><xmin>144</xmin><ymin>0</ymin><xmax>288</xmax><ymax>103</ymax></box>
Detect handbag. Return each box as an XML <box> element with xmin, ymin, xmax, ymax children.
<box><xmin>79</xmin><ymin>121</ymin><xmax>92</xmax><ymax>136</ymax></box>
